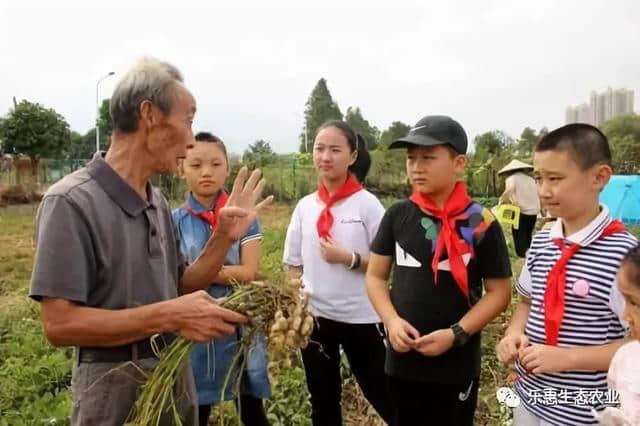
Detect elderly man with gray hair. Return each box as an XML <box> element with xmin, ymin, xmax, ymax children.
<box><xmin>29</xmin><ymin>57</ymin><xmax>272</xmax><ymax>425</ymax></box>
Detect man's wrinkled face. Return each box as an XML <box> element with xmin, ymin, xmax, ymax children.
<box><xmin>145</xmin><ymin>84</ymin><xmax>196</xmax><ymax>174</ymax></box>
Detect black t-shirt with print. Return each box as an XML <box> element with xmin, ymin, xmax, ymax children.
<box><xmin>370</xmin><ymin>199</ymin><xmax>512</xmax><ymax>384</ymax></box>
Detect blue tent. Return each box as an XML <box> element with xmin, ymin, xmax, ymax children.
<box><xmin>600</xmin><ymin>175</ymin><xmax>640</xmax><ymax>225</ymax></box>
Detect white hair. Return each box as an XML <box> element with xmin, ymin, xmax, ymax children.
<box><xmin>110</xmin><ymin>57</ymin><xmax>184</xmax><ymax>133</ymax></box>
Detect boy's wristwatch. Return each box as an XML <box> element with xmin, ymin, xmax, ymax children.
<box><xmin>451</xmin><ymin>323</ymin><xmax>470</xmax><ymax>347</ymax></box>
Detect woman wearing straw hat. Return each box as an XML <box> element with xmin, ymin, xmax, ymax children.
<box><xmin>498</xmin><ymin>159</ymin><xmax>540</xmax><ymax>257</ymax></box>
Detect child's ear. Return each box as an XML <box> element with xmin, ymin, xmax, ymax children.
<box><xmin>177</xmin><ymin>159</ymin><xmax>186</xmax><ymax>178</ymax></box>
<box><xmin>454</xmin><ymin>154</ymin><xmax>468</xmax><ymax>175</ymax></box>
<box><xmin>592</xmin><ymin>163</ymin><xmax>612</xmax><ymax>191</ymax></box>
<box><xmin>350</xmin><ymin>149</ymin><xmax>358</xmax><ymax>167</ymax></box>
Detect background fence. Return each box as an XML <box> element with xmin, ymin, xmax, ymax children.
<box><xmin>0</xmin><ymin>155</ymin><xmax>498</xmax><ymax>207</ymax></box>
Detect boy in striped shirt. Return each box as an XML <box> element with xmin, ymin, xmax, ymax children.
<box><xmin>497</xmin><ymin>123</ymin><xmax>637</xmax><ymax>425</ymax></box>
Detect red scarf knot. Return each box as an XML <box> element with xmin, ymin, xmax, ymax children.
<box><xmin>185</xmin><ymin>191</ymin><xmax>229</xmax><ymax>232</ymax></box>
<box><xmin>316</xmin><ymin>175</ymin><xmax>363</xmax><ymax>239</ymax></box>
<box><xmin>543</xmin><ymin>219</ymin><xmax>625</xmax><ymax>345</ymax></box>
<box><xmin>409</xmin><ymin>181</ymin><xmax>473</xmax><ymax>300</ymax></box>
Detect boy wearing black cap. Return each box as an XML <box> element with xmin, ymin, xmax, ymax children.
<box><xmin>366</xmin><ymin>116</ymin><xmax>513</xmax><ymax>425</ymax></box>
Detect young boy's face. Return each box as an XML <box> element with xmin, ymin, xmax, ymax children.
<box><xmin>533</xmin><ymin>149</ymin><xmax>610</xmax><ymax>222</ymax></box>
<box><xmin>617</xmin><ymin>263</ymin><xmax>640</xmax><ymax>339</ymax></box>
<box><xmin>181</xmin><ymin>141</ymin><xmax>229</xmax><ymax>198</ymax></box>
<box><xmin>406</xmin><ymin>145</ymin><xmax>466</xmax><ymax>195</ymax></box>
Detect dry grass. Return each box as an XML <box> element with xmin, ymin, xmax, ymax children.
<box><xmin>259</xmin><ymin>203</ymin><xmax>294</xmax><ymax>230</ymax></box>
<box><xmin>342</xmin><ymin>378</ymin><xmax>385</xmax><ymax>426</ymax></box>
<box><xmin>0</xmin><ymin>205</ymin><xmax>39</xmax><ymax>322</ymax></box>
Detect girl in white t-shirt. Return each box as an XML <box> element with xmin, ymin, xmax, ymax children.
<box><xmin>597</xmin><ymin>245</ymin><xmax>640</xmax><ymax>426</ymax></box>
<box><xmin>283</xmin><ymin>120</ymin><xmax>391</xmax><ymax>425</ymax></box>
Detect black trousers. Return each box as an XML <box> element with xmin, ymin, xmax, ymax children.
<box><xmin>387</xmin><ymin>375</ymin><xmax>479</xmax><ymax>426</ymax></box>
<box><xmin>198</xmin><ymin>394</ymin><xmax>269</xmax><ymax>426</ymax></box>
<box><xmin>512</xmin><ymin>213</ymin><xmax>537</xmax><ymax>258</ymax></box>
<box><xmin>300</xmin><ymin>317</ymin><xmax>392</xmax><ymax>426</ymax></box>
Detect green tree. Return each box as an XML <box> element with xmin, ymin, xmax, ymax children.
<box><xmin>602</xmin><ymin>114</ymin><xmax>640</xmax><ymax>174</ymax></box>
<box><xmin>97</xmin><ymin>98</ymin><xmax>112</xmax><ymax>146</ymax></box>
<box><xmin>539</xmin><ymin>127</ymin><xmax>549</xmax><ymax>139</ymax></box>
<box><xmin>517</xmin><ymin>127</ymin><xmax>537</xmax><ymax>157</ymax></box>
<box><xmin>300</xmin><ymin>78</ymin><xmax>342</xmax><ymax>152</ymax></box>
<box><xmin>467</xmin><ymin>130</ymin><xmax>515</xmax><ymax>196</ymax></box>
<box><xmin>602</xmin><ymin>114</ymin><xmax>640</xmax><ymax>141</ymax></box>
<box><xmin>515</xmin><ymin>126</ymin><xmax>548</xmax><ymax>157</ymax></box>
<box><xmin>378</xmin><ymin>121</ymin><xmax>411</xmax><ymax>148</ymax></box>
<box><xmin>344</xmin><ymin>106</ymin><xmax>379</xmax><ymax>150</ymax></box>
<box><xmin>0</xmin><ymin>100</ymin><xmax>71</xmax><ymax>175</ymax></box>
<box><xmin>243</xmin><ymin>139</ymin><xmax>277</xmax><ymax>168</ymax></box>
<box><xmin>71</xmin><ymin>100</ymin><xmax>112</xmax><ymax>157</ymax></box>
<box><xmin>611</xmin><ymin>135</ymin><xmax>640</xmax><ymax>174</ymax></box>
<box><xmin>66</xmin><ymin>129</ymin><xmax>96</xmax><ymax>159</ymax></box>
<box><xmin>473</xmin><ymin>130</ymin><xmax>513</xmax><ymax>158</ymax></box>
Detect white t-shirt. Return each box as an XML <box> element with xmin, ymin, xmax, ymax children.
<box><xmin>503</xmin><ymin>172</ymin><xmax>540</xmax><ymax>215</ymax></box>
<box><xmin>608</xmin><ymin>340</ymin><xmax>640</xmax><ymax>426</ymax></box>
<box><xmin>283</xmin><ymin>189</ymin><xmax>385</xmax><ymax>324</ymax></box>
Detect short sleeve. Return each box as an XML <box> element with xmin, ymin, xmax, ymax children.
<box><xmin>609</xmin><ymin>275</ymin><xmax>629</xmax><ymax>329</ymax></box>
<box><xmin>505</xmin><ymin>175</ymin><xmax>516</xmax><ymax>194</ymax></box>
<box><xmin>240</xmin><ymin>219</ymin><xmax>262</xmax><ymax>246</ymax></box>
<box><xmin>173</xmin><ymin>218</ymin><xmax>187</xmax><ymax>278</ymax></box>
<box><xmin>362</xmin><ymin>194</ymin><xmax>386</xmax><ymax>248</ymax></box>
<box><xmin>29</xmin><ymin>195</ymin><xmax>97</xmax><ymax>304</ymax></box>
<box><xmin>370</xmin><ymin>204</ymin><xmax>397</xmax><ymax>257</ymax></box>
<box><xmin>516</xmin><ymin>260</ymin><xmax>533</xmax><ymax>299</ymax></box>
<box><xmin>610</xmin><ymin>237</ymin><xmax>638</xmax><ymax>327</ymax></box>
<box><xmin>283</xmin><ymin>202</ymin><xmax>303</xmax><ymax>266</ymax></box>
<box><xmin>474</xmin><ymin>220</ymin><xmax>512</xmax><ymax>280</ymax></box>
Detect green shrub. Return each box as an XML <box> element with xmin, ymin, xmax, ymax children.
<box><xmin>474</xmin><ymin>197</ymin><xmax>499</xmax><ymax>208</ymax></box>
<box><xmin>0</xmin><ymin>317</ymin><xmax>72</xmax><ymax>425</ymax></box>
<box><xmin>265</xmin><ymin>366</ymin><xmax>312</xmax><ymax>426</ymax></box>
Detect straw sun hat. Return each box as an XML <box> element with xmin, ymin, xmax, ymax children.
<box><xmin>497</xmin><ymin>159</ymin><xmax>533</xmax><ymax>176</ymax></box>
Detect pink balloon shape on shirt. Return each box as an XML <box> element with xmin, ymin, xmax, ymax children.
<box><xmin>572</xmin><ymin>279</ymin><xmax>590</xmax><ymax>297</ymax></box>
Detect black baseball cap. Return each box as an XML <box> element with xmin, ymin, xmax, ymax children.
<box><xmin>389</xmin><ymin>115</ymin><xmax>468</xmax><ymax>154</ymax></box>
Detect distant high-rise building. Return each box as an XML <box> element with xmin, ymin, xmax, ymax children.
<box><xmin>593</xmin><ymin>91</ymin><xmax>607</xmax><ymax>126</ymax></box>
<box><xmin>626</xmin><ymin>92</ymin><xmax>635</xmax><ymax>113</ymax></box>
<box><xmin>577</xmin><ymin>103</ymin><xmax>592</xmax><ymax>124</ymax></box>
<box><xmin>613</xmin><ymin>88</ymin><xmax>634</xmax><ymax>117</ymax></box>
<box><xmin>565</xmin><ymin>106</ymin><xmax>578</xmax><ymax>124</ymax></box>
<box><xmin>566</xmin><ymin>87</ymin><xmax>635</xmax><ymax>127</ymax></box>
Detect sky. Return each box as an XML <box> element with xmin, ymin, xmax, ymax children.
<box><xmin>1</xmin><ymin>0</ymin><xmax>639</xmax><ymax>154</ymax></box>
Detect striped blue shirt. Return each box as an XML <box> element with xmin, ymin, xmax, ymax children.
<box><xmin>515</xmin><ymin>206</ymin><xmax>637</xmax><ymax>425</ymax></box>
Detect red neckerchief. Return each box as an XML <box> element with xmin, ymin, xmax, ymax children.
<box><xmin>184</xmin><ymin>191</ymin><xmax>229</xmax><ymax>232</ymax></box>
<box><xmin>316</xmin><ymin>175</ymin><xmax>363</xmax><ymax>239</ymax></box>
<box><xmin>410</xmin><ymin>181</ymin><xmax>473</xmax><ymax>300</ymax></box>
<box><xmin>543</xmin><ymin>219</ymin><xmax>625</xmax><ymax>345</ymax></box>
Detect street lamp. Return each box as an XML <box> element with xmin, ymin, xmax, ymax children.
<box><xmin>96</xmin><ymin>72</ymin><xmax>115</xmax><ymax>153</ymax></box>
